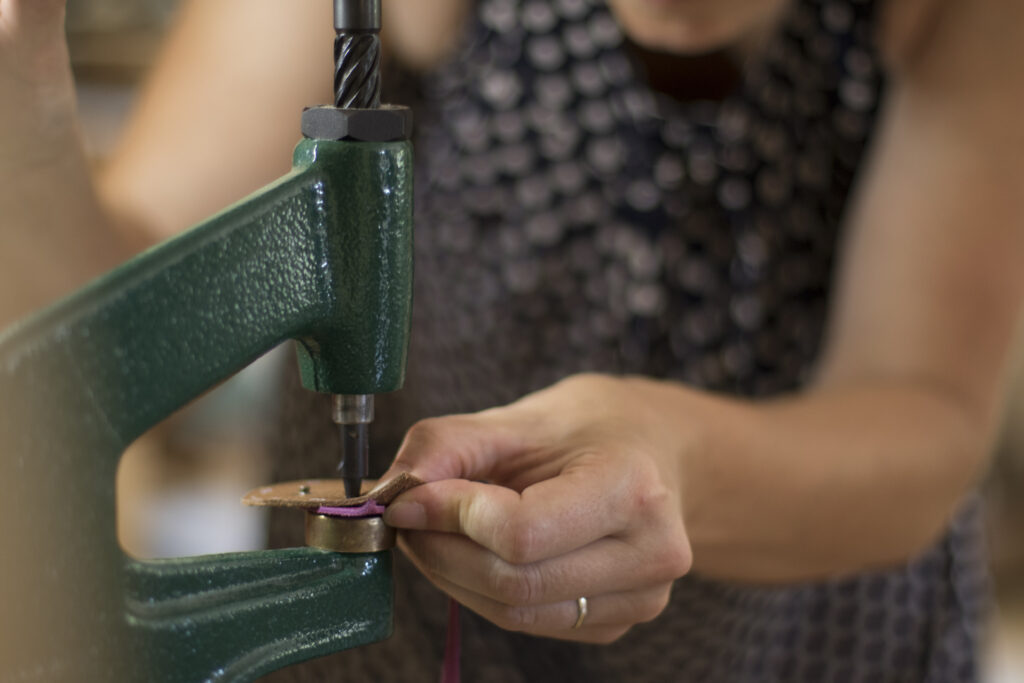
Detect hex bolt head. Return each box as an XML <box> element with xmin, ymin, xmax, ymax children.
<box><xmin>302</xmin><ymin>105</ymin><xmax>413</xmax><ymax>142</ymax></box>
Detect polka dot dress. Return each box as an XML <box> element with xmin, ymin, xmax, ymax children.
<box><xmin>264</xmin><ymin>0</ymin><xmax>989</xmax><ymax>680</ymax></box>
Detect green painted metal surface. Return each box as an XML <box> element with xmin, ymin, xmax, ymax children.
<box><xmin>0</xmin><ymin>139</ymin><xmax>413</xmax><ymax>681</ymax></box>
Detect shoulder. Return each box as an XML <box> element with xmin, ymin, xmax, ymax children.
<box><xmin>877</xmin><ymin>0</ymin><xmax>942</xmax><ymax>70</ymax></box>
<box><xmin>878</xmin><ymin>0</ymin><xmax>1024</xmax><ymax>84</ymax></box>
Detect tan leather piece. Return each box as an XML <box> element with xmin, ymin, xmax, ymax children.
<box><xmin>242</xmin><ymin>472</ymin><xmax>425</xmax><ymax>509</ymax></box>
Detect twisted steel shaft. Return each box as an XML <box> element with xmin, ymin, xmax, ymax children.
<box><xmin>332</xmin><ymin>1</ymin><xmax>382</xmax><ymax>496</ymax></box>
<box><xmin>335</xmin><ymin>33</ymin><xmax>382</xmax><ymax>109</ymax></box>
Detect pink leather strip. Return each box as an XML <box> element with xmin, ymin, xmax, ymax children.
<box><xmin>317</xmin><ymin>500</ymin><xmax>387</xmax><ymax>517</ymax></box>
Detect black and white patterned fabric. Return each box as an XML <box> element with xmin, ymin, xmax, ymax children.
<box><xmin>265</xmin><ymin>0</ymin><xmax>989</xmax><ymax>680</ymax></box>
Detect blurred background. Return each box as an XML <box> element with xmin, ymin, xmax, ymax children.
<box><xmin>55</xmin><ymin>0</ymin><xmax>1024</xmax><ymax>679</ymax></box>
<box><xmin>68</xmin><ymin>0</ymin><xmax>279</xmax><ymax>560</ymax></box>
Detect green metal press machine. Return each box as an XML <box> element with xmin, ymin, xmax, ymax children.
<box><xmin>0</xmin><ymin>1</ymin><xmax>412</xmax><ymax>679</ymax></box>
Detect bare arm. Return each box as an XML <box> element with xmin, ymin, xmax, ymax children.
<box><xmin>371</xmin><ymin>0</ymin><xmax>1024</xmax><ymax>642</ymax></box>
<box><xmin>677</xmin><ymin>0</ymin><xmax>1024</xmax><ymax>580</ymax></box>
<box><xmin>99</xmin><ymin>0</ymin><xmax>469</xmax><ymax>243</ymax></box>
<box><xmin>97</xmin><ymin>0</ymin><xmax>335</xmax><ymax>243</ymax></box>
<box><xmin>0</xmin><ymin>1</ymin><xmax>137</xmax><ymax>323</ymax></box>
<box><xmin>1</xmin><ymin>0</ymin><xmax>467</xmax><ymax>325</ymax></box>
<box><xmin>0</xmin><ymin>0</ymin><xmax>337</xmax><ymax>323</ymax></box>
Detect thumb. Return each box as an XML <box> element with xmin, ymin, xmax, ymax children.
<box><xmin>380</xmin><ymin>406</ymin><xmax>541</xmax><ymax>485</ymax></box>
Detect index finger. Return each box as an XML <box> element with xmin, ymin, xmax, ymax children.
<box><xmin>384</xmin><ymin>453</ymin><xmax>635</xmax><ymax>565</ymax></box>
<box><xmin>379</xmin><ymin>408</ymin><xmax>540</xmax><ymax>485</ymax></box>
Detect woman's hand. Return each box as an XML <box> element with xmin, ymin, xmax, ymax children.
<box><xmin>381</xmin><ymin>374</ymin><xmax>694</xmax><ymax>644</ymax></box>
<box><xmin>0</xmin><ymin>0</ymin><xmax>77</xmax><ymax>174</ymax></box>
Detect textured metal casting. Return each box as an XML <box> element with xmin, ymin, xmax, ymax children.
<box><xmin>0</xmin><ymin>138</ymin><xmax>413</xmax><ymax>682</ymax></box>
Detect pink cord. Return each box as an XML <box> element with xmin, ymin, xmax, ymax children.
<box><xmin>440</xmin><ymin>599</ymin><xmax>461</xmax><ymax>683</ymax></box>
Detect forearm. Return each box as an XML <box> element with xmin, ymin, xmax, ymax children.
<box><xmin>657</xmin><ymin>376</ymin><xmax>997</xmax><ymax>583</ymax></box>
<box><xmin>0</xmin><ymin>2</ymin><xmax>143</xmax><ymax>326</ymax></box>
<box><xmin>677</xmin><ymin>0</ymin><xmax>1024</xmax><ymax>583</ymax></box>
<box><xmin>0</xmin><ymin>128</ymin><xmax>139</xmax><ymax>326</ymax></box>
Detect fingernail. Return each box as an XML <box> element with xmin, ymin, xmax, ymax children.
<box><xmin>384</xmin><ymin>501</ymin><xmax>426</xmax><ymax>529</ymax></box>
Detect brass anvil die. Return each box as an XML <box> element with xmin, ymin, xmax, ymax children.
<box><xmin>243</xmin><ymin>472</ymin><xmax>424</xmax><ymax>553</ymax></box>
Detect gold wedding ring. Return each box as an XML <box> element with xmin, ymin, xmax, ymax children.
<box><xmin>572</xmin><ymin>596</ymin><xmax>588</xmax><ymax>630</ymax></box>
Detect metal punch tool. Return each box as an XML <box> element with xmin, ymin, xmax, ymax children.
<box><xmin>0</xmin><ymin>1</ymin><xmax>412</xmax><ymax>680</ymax></box>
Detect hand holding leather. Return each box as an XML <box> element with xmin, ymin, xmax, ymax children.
<box><xmin>382</xmin><ymin>374</ymin><xmax>694</xmax><ymax>644</ymax></box>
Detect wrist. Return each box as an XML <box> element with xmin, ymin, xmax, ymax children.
<box><xmin>623</xmin><ymin>376</ymin><xmax>767</xmax><ymax>565</ymax></box>
<box><xmin>617</xmin><ymin>376</ymin><xmax>716</xmax><ymax>519</ymax></box>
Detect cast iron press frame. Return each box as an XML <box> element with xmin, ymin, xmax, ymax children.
<box><xmin>0</xmin><ymin>121</ymin><xmax>414</xmax><ymax>680</ymax></box>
